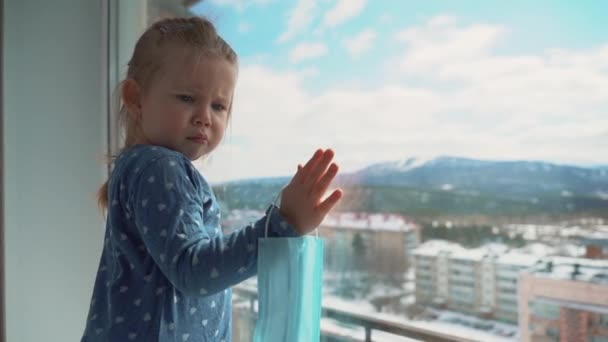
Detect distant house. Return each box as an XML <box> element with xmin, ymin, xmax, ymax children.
<box><xmin>579</xmin><ymin>230</ymin><xmax>608</xmax><ymax>259</ymax></box>
<box><xmin>318</xmin><ymin>211</ymin><xmax>421</xmax><ymax>278</ymax></box>
<box><xmin>222</xmin><ymin>208</ymin><xmax>421</xmax><ymax>279</ymax></box>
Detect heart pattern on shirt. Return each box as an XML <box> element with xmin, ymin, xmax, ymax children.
<box><xmin>210</xmin><ymin>268</ymin><xmax>219</xmax><ymax>278</ymax></box>
<box><xmin>90</xmin><ymin>149</ymin><xmax>238</xmax><ymax>341</ymax></box>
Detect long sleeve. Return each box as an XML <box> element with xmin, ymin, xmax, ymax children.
<box><xmin>129</xmin><ymin>155</ymin><xmax>298</xmax><ymax>297</ymax></box>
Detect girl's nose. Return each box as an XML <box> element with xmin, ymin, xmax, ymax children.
<box><xmin>194</xmin><ymin>107</ymin><xmax>212</xmax><ymax>127</ymax></box>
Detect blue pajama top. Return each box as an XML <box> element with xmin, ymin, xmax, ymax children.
<box><xmin>81</xmin><ymin>144</ymin><xmax>298</xmax><ymax>342</ymax></box>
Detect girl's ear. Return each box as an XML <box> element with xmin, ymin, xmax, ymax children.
<box><xmin>122</xmin><ymin>79</ymin><xmax>142</xmax><ymax>116</ymax></box>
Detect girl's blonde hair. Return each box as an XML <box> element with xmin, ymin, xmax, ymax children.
<box><xmin>97</xmin><ymin>16</ymin><xmax>238</xmax><ymax>215</ymax></box>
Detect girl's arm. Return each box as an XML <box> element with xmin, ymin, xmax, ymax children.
<box><xmin>130</xmin><ymin>155</ymin><xmax>298</xmax><ymax>297</ymax></box>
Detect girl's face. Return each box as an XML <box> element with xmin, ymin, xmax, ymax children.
<box><xmin>127</xmin><ymin>47</ymin><xmax>237</xmax><ymax>161</ymax></box>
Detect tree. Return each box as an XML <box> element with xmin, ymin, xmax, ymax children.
<box><xmin>352</xmin><ymin>232</ymin><xmax>367</xmax><ymax>275</ymax></box>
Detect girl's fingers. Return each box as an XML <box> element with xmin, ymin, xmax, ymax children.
<box><xmin>312</xmin><ymin>163</ymin><xmax>338</xmax><ymax>198</ymax></box>
<box><xmin>297</xmin><ymin>149</ymin><xmax>323</xmax><ymax>183</ymax></box>
<box><xmin>317</xmin><ymin>189</ymin><xmax>343</xmax><ymax>214</ymax></box>
<box><xmin>306</xmin><ymin>149</ymin><xmax>334</xmax><ymax>187</ymax></box>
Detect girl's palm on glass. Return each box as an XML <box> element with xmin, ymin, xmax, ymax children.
<box><xmin>279</xmin><ymin>149</ymin><xmax>343</xmax><ymax>235</ymax></box>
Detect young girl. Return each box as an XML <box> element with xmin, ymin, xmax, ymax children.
<box><xmin>81</xmin><ymin>17</ymin><xmax>342</xmax><ymax>342</ymax></box>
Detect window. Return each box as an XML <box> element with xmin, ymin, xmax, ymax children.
<box><xmin>115</xmin><ymin>2</ymin><xmax>608</xmax><ymax>341</ymax></box>
<box><xmin>600</xmin><ymin>314</ymin><xmax>608</xmax><ymax>327</ymax></box>
<box><xmin>529</xmin><ymin>301</ymin><xmax>560</xmax><ymax>321</ymax></box>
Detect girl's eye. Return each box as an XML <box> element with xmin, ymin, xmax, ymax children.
<box><xmin>212</xmin><ymin>103</ymin><xmax>227</xmax><ymax>112</ymax></box>
<box><xmin>177</xmin><ymin>95</ymin><xmax>194</xmax><ymax>103</ymax></box>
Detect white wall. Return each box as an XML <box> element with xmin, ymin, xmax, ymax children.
<box><xmin>3</xmin><ymin>0</ymin><xmax>107</xmax><ymax>340</ymax></box>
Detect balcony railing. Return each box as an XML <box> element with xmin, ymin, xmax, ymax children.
<box><xmin>233</xmin><ymin>284</ymin><xmax>475</xmax><ymax>342</ymax></box>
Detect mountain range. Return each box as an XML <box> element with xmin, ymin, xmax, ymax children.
<box><xmin>212</xmin><ymin>156</ymin><xmax>608</xmax><ymax>219</ymax></box>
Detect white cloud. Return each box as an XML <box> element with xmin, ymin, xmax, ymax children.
<box><xmin>210</xmin><ymin>0</ymin><xmax>274</xmax><ymax>11</ymax></box>
<box><xmin>288</xmin><ymin>42</ymin><xmax>328</xmax><ymax>63</ymax></box>
<box><xmin>379</xmin><ymin>13</ymin><xmax>393</xmax><ymax>24</ymax></box>
<box><xmin>390</xmin><ymin>15</ymin><xmax>608</xmax><ymax>118</ymax></box>
<box><xmin>237</xmin><ymin>22</ymin><xmax>251</xmax><ymax>33</ymax></box>
<box><xmin>395</xmin><ymin>17</ymin><xmax>506</xmax><ymax>74</ymax></box>
<box><xmin>198</xmin><ymin>16</ymin><xmax>608</xmax><ymax>183</ymax></box>
<box><xmin>298</xmin><ymin>66</ymin><xmax>321</xmax><ymax>78</ymax></box>
<box><xmin>427</xmin><ymin>14</ymin><xmax>457</xmax><ymax>28</ymax></box>
<box><xmin>277</xmin><ymin>0</ymin><xmax>318</xmax><ymax>43</ymax></box>
<box><xmin>322</xmin><ymin>0</ymin><xmax>367</xmax><ymax>28</ymax></box>
<box><xmin>343</xmin><ymin>28</ymin><xmax>376</xmax><ymax>57</ymax></box>
<box><xmin>210</xmin><ymin>0</ymin><xmax>275</xmax><ymax>11</ymax></box>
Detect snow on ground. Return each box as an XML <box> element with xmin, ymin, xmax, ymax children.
<box><xmin>236</xmin><ymin>276</ymin><xmax>519</xmax><ymax>341</ymax></box>
<box><xmin>321</xmin><ymin>318</ymin><xmax>419</xmax><ymax>342</ymax></box>
<box><xmin>314</xmin><ymin>293</ymin><xmax>519</xmax><ymax>342</ymax></box>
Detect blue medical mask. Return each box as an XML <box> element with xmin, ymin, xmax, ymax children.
<box><xmin>252</xmin><ymin>199</ymin><xmax>324</xmax><ymax>342</ymax></box>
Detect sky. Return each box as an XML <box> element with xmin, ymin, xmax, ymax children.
<box><xmin>189</xmin><ymin>0</ymin><xmax>608</xmax><ymax>184</ymax></box>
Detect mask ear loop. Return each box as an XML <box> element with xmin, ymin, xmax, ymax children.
<box><xmin>264</xmin><ymin>185</ymin><xmax>319</xmax><ymax>239</ymax></box>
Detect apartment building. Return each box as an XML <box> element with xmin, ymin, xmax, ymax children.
<box><xmin>495</xmin><ymin>252</ymin><xmax>541</xmax><ymax>323</ymax></box>
<box><xmin>519</xmin><ymin>257</ymin><xmax>608</xmax><ymax>342</ymax></box>
<box><xmin>413</xmin><ymin>240</ymin><xmax>544</xmax><ymax>322</ymax></box>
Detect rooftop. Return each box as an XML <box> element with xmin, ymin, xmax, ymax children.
<box><xmin>413</xmin><ymin>240</ymin><xmax>510</xmax><ymax>261</ymax></box>
<box><xmin>496</xmin><ymin>252</ymin><xmax>542</xmax><ymax>267</ymax></box>
<box><xmin>412</xmin><ymin>240</ymin><xmax>465</xmax><ymax>257</ymax></box>
<box><xmin>450</xmin><ymin>243</ymin><xmax>509</xmax><ymax>262</ymax></box>
<box><xmin>320</xmin><ymin>211</ymin><xmax>420</xmax><ymax>232</ymax></box>
<box><xmin>413</xmin><ymin>240</ymin><xmax>563</xmax><ymax>266</ymax></box>
<box><xmin>530</xmin><ymin>256</ymin><xmax>608</xmax><ymax>284</ymax></box>
<box><xmin>223</xmin><ymin>209</ymin><xmax>420</xmax><ymax>232</ymax></box>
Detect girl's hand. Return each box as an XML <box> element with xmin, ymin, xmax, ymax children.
<box><xmin>278</xmin><ymin>148</ymin><xmax>343</xmax><ymax>235</ymax></box>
